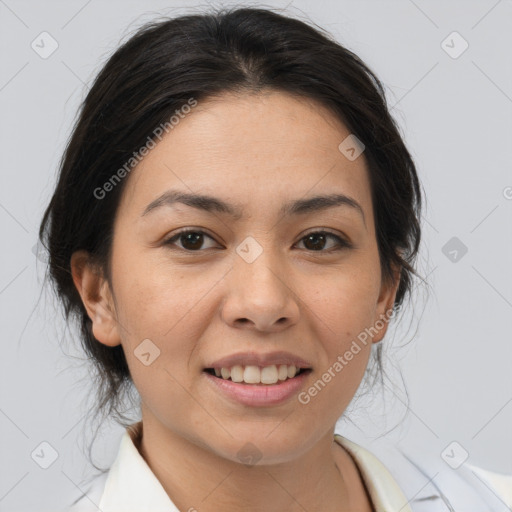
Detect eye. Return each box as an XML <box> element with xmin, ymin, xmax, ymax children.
<box><xmin>163</xmin><ymin>229</ymin><xmax>351</xmax><ymax>253</ymax></box>
<box><xmin>295</xmin><ymin>230</ymin><xmax>351</xmax><ymax>252</ymax></box>
<box><xmin>163</xmin><ymin>229</ymin><xmax>219</xmax><ymax>251</ymax></box>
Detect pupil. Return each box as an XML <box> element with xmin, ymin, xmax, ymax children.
<box><xmin>305</xmin><ymin>233</ymin><xmax>325</xmax><ymax>251</ymax></box>
<box><xmin>183</xmin><ymin>232</ymin><xmax>202</xmax><ymax>250</ymax></box>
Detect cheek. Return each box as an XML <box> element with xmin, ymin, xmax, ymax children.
<box><xmin>110</xmin><ymin>251</ymin><xmax>223</xmax><ymax>392</ymax></box>
<box><xmin>296</xmin><ymin>266</ymin><xmax>379</xmax><ymax>396</ymax></box>
<box><xmin>111</xmin><ymin>243</ymin><xmax>212</xmax><ymax>336</ymax></box>
<box><xmin>300</xmin><ymin>281</ymin><xmax>375</xmax><ymax>416</ymax></box>
<box><xmin>301</xmin><ymin>264</ymin><xmax>380</xmax><ymax>339</ymax></box>
<box><xmin>111</xmin><ymin>272</ymin><xmax>205</xmax><ymax>418</ymax></box>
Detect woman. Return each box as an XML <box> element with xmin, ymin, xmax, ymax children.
<box><xmin>40</xmin><ymin>6</ymin><xmax>511</xmax><ymax>511</ymax></box>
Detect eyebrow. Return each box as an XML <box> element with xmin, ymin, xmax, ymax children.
<box><xmin>141</xmin><ymin>190</ymin><xmax>366</xmax><ymax>226</ymax></box>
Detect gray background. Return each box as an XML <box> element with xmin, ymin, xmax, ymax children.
<box><xmin>1</xmin><ymin>0</ymin><xmax>511</xmax><ymax>510</ymax></box>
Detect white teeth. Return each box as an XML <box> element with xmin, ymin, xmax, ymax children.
<box><xmin>278</xmin><ymin>364</ymin><xmax>288</xmax><ymax>381</ymax></box>
<box><xmin>261</xmin><ymin>365</ymin><xmax>278</xmax><ymax>384</ymax></box>
<box><xmin>230</xmin><ymin>365</ymin><xmax>244</xmax><ymax>383</ymax></box>
<box><xmin>243</xmin><ymin>365</ymin><xmax>260</xmax><ymax>384</ymax></box>
<box><xmin>213</xmin><ymin>364</ymin><xmax>303</xmax><ymax>384</ymax></box>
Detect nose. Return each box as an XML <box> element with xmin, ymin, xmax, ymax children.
<box><xmin>220</xmin><ymin>247</ymin><xmax>300</xmax><ymax>333</ymax></box>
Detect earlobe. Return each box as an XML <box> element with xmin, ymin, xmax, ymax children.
<box><xmin>70</xmin><ymin>250</ymin><xmax>122</xmax><ymax>347</ymax></box>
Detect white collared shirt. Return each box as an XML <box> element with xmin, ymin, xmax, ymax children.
<box><xmin>65</xmin><ymin>422</ymin><xmax>512</xmax><ymax>511</ymax></box>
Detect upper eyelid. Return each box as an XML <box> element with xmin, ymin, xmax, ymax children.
<box><xmin>165</xmin><ymin>228</ymin><xmax>349</xmax><ymax>248</ymax></box>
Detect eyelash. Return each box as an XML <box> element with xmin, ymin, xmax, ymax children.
<box><xmin>163</xmin><ymin>228</ymin><xmax>352</xmax><ymax>253</ymax></box>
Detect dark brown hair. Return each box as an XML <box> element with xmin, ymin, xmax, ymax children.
<box><xmin>39</xmin><ymin>5</ymin><xmax>423</xmax><ymax>465</ymax></box>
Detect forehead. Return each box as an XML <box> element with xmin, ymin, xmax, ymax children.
<box><xmin>118</xmin><ymin>90</ymin><xmax>373</xmax><ymax>223</ymax></box>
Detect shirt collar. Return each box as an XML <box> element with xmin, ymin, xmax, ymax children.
<box><xmin>334</xmin><ymin>434</ymin><xmax>413</xmax><ymax>511</ymax></box>
<box><xmin>98</xmin><ymin>422</ymin><xmax>424</xmax><ymax>511</ymax></box>
<box><xmin>367</xmin><ymin>438</ymin><xmax>512</xmax><ymax>512</ymax></box>
<box><xmin>99</xmin><ymin>421</ymin><xmax>178</xmax><ymax>512</ymax></box>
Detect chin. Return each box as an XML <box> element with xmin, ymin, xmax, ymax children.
<box><xmin>205</xmin><ymin>428</ymin><xmax>312</xmax><ymax>467</ymax></box>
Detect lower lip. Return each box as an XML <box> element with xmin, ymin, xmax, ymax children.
<box><xmin>203</xmin><ymin>371</ymin><xmax>311</xmax><ymax>407</ymax></box>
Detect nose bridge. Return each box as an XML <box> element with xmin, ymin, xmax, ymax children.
<box><xmin>234</xmin><ymin>234</ymin><xmax>289</xmax><ymax>298</ymax></box>
<box><xmin>222</xmin><ymin>235</ymin><xmax>299</xmax><ymax>331</ymax></box>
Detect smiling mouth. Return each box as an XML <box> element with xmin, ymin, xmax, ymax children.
<box><xmin>204</xmin><ymin>365</ymin><xmax>312</xmax><ymax>385</ymax></box>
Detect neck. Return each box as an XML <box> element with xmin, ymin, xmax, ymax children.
<box><xmin>134</xmin><ymin>415</ymin><xmax>363</xmax><ymax>511</ymax></box>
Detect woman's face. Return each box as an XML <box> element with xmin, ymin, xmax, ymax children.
<box><xmin>75</xmin><ymin>90</ymin><xmax>398</xmax><ymax>464</ymax></box>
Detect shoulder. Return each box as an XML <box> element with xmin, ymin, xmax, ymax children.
<box><xmin>336</xmin><ymin>433</ymin><xmax>512</xmax><ymax>511</ymax></box>
<box><xmin>468</xmin><ymin>465</ymin><xmax>512</xmax><ymax>505</ymax></box>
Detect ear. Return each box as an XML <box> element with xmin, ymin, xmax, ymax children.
<box><xmin>371</xmin><ymin>264</ymin><xmax>401</xmax><ymax>344</ymax></box>
<box><xmin>70</xmin><ymin>250</ymin><xmax>121</xmax><ymax>347</ymax></box>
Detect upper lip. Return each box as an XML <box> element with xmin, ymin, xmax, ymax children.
<box><xmin>206</xmin><ymin>351</ymin><xmax>313</xmax><ymax>369</ymax></box>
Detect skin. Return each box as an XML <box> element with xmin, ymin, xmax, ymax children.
<box><xmin>71</xmin><ymin>90</ymin><xmax>400</xmax><ymax>511</ymax></box>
